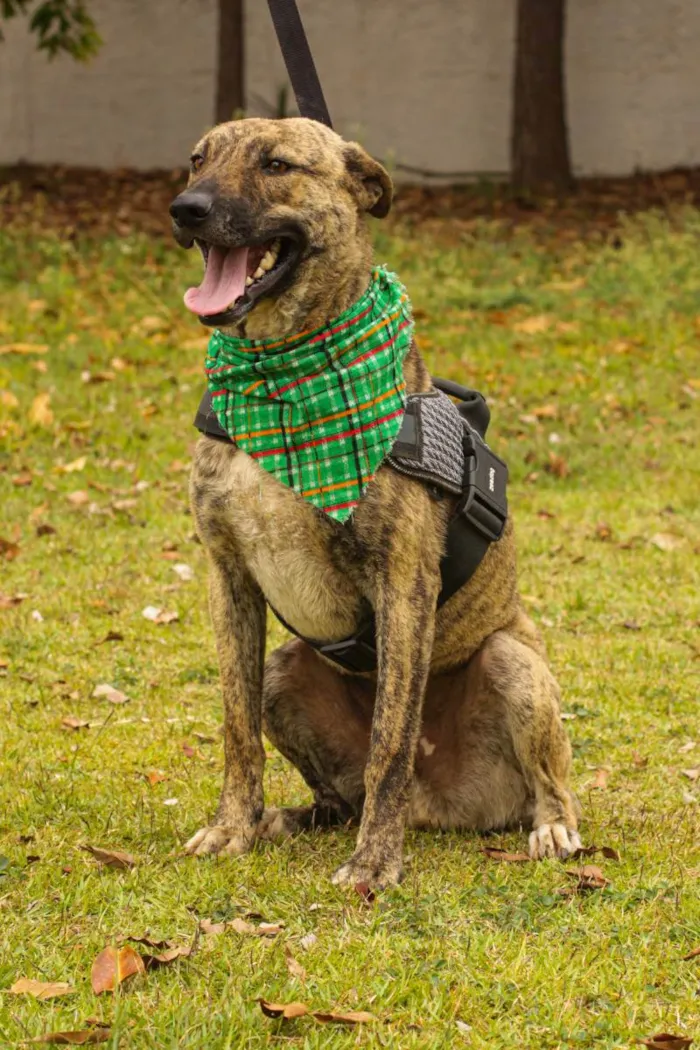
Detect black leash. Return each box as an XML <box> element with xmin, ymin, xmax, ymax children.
<box><xmin>266</xmin><ymin>0</ymin><xmax>333</xmax><ymax>128</ymax></box>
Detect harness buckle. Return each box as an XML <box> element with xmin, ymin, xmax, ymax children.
<box><xmin>315</xmin><ymin>633</ymin><xmax>377</xmax><ymax>674</ymax></box>
<box><xmin>458</xmin><ymin>427</ymin><xmax>509</xmax><ymax>543</ymax></box>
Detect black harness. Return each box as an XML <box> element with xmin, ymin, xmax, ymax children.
<box><xmin>194</xmin><ymin>381</ymin><xmax>508</xmax><ymax>673</ymax></box>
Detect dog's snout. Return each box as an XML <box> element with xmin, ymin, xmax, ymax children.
<box><xmin>170</xmin><ymin>190</ymin><xmax>214</xmax><ymax>226</ymax></box>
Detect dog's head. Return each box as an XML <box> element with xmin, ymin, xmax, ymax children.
<box><xmin>170</xmin><ymin>118</ymin><xmax>393</xmax><ymax>336</ymax></box>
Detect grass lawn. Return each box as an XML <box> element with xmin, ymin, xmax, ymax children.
<box><xmin>0</xmin><ymin>208</ymin><xmax>698</xmax><ymax>1048</ymax></box>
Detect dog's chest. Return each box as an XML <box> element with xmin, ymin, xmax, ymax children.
<box><xmin>192</xmin><ymin>444</ymin><xmax>363</xmax><ymax>641</ymax></box>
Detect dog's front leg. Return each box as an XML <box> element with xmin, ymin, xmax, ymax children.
<box><xmin>331</xmin><ymin>563</ymin><xmax>438</xmax><ymax>889</ymax></box>
<box><xmin>184</xmin><ymin>552</ymin><xmax>267</xmax><ymax>856</ymax></box>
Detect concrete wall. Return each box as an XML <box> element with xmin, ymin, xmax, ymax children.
<box><xmin>0</xmin><ymin>0</ymin><xmax>699</xmax><ymax>177</ymax></box>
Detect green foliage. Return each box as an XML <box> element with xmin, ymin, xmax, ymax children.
<box><xmin>0</xmin><ymin>214</ymin><xmax>698</xmax><ymax>1046</ymax></box>
<box><xmin>0</xmin><ymin>0</ymin><xmax>101</xmax><ymax>60</ymax></box>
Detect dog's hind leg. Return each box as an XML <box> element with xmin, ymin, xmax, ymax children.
<box><xmin>472</xmin><ymin>630</ymin><xmax>581</xmax><ymax>858</ymax></box>
<box><xmin>260</xmin><ymin>640</ymin><xmax>372</xmax><ymax>838</ymax></box>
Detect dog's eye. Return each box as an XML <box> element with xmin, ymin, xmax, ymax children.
<box><xmin>265</xmin><ymin>159</ymin><xmax>292</xmax><ymax>174</ymax></box>
<box><xmin>190</xmin><ymin>153</ymin><xmax>205</xmax><ymax>173</ymax></box>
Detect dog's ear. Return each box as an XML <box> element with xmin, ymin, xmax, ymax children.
<box><xmin>343</xmin><ymin>143</ymin><xmax>393</xmax><ymax>219</ymax></box>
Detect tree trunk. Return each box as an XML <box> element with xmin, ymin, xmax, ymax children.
<box><xmin>511</xmin><ymin>0</ymin><xmax>573</xmax><ymax>193</ymax></box>
<box><xmin>215</xmin><ymin>0</ymin><xmax>245</xmax><ymax>124</ymax></box>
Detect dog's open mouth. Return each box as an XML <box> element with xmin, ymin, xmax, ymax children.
<box><xmin>184</xmin><ymin>236</ymin><xmax>300</xmax><ymax>326</ymax></box>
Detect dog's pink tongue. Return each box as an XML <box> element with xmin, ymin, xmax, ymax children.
<box><xmin>184</xmin><ymin>245</ymin><xmax>249</xmax><ymax>316</ymax></box>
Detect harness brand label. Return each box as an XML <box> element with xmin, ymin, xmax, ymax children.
<box><xmin>488</xmin><ymin>466</ymin><xmax>495</xmax><ymax>492</ymax></box>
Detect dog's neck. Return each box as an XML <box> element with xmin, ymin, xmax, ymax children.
<box><xmin>222</xmin><ymin>233</ymin><xmax>374</xmax><ymax>342</ymax></box>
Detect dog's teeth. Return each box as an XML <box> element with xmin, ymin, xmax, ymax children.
<box><xmin>245</xmin><ymin>276</ymin><xmax>253</xmax><ymax>286</ymax></box>
<box><xmin>260</xmin><ymin>250</ymin><xmax>275</xmax><ymax>272</ymax></box>
<box><xmin>253</xmin><ymin>265</ymin><xmax>265</xmax><ymax>280</ymax></box>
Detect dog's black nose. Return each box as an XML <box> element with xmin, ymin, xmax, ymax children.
<box><xmin>169</xmin><ymin>190</ymin><xmax>214</xmax><ymax>226</ymax></box>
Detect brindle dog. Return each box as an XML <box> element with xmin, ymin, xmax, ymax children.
<box><xmin>170</xmin><ymin>117</ymin><xmax>582</xmax><ymax>888</ymax></box>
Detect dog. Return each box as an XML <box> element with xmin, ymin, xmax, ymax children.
<box><xmin>169</xmin><ymin>117</ymin><xmax>581</xmax><ymax>888</ymax></box>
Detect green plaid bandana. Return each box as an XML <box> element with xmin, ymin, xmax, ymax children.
<box><xmin>206</xmin><ymin>266</ymin><xmax>413</xmax><ymax>522</ymax></box>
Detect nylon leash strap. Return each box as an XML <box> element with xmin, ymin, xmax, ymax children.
<box><xmin>266</xmin><ymin>0</ymin><xmax>333</xmax><ymax>127</ymax></box>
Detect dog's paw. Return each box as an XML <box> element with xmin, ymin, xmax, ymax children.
<box><xmin>331</xmin><ymin>850</ymin><xmax>403</xmax><ymax>890</ymax></box>
<box><xmin>183</xmin><ymin>823</ymin><xmax>255</xmax><ymax>857</ymax></box>
<box><xmin>528</xmin><ymin>823</ymin><xmax>582</xmax><ymax>860</ymax></box>
<box><xmin>256</xmin><ymin>807</ymin><xmax>306</xmax><ymax>841</ymax></box>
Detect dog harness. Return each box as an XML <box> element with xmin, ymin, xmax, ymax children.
<box><xmin>194</xmin><ymin>374</ymin><xmax>508</xmax><ymax>673</ymax></box>
<box><xmin>205</xmin><ymin>267</ymin><xmax>413</xmax><ymax>522</ymax></box>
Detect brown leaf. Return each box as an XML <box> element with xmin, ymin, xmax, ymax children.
<box><xmin>681</xmin><ymin>768</ymin><xmax>699</xmax><ymax>781</ymax></box>
<box><xmin>117</xmin><ymin>935</ymin><xmax>173</xmax><ymax>950</ymax></box>
<box><xmin>0</xmin><ymin>536</ymin><xmax>21</xmax><ymax>560</ymax></box>
<box><xmin>24</xmin><ymin>1031</ymin><xmax>110</xmax><ymax>1045</ymax></box>
<box><xmin>560</xmin><ymin>864</ymin><xmax>610</xmax><ymax>894</ymax></box>
<box><xmin>632</xmin><ymin>752</ymin><xmax>649</xmax><ymax>768</ymax></box>
<box><xmin>92</xmin><ymin>683</ymin><xmax>129</xmax><ymax>705</ymax></box>
<box><xmin>636</xmin><ymin>1035</ymin><xmax>693</xmax><ymax>1050</ymax></box>
<box><xmin>0</xmin><ymin>342</ymin><xmax>49</xmax><ymax>356</ymax></box>
<box><xmin>545</xmin><ymin>452</ymin><xmax>569</xmax><ymax>478</ymax></box>
<box><xmin>13</xmin><ymin>472</ymin><xmax>33</xmax><ymax>487</ymax></box>
<box><xmin>199</xmin><ymin>919</ymin><xmax>227</xmax><ymax>936</ymax></box>
<box><xmin>482</xmin><ymin>847</ymin><xmax>531</xmax><ymax>863</ymax></box>
<box><xmin>81</xmin><ymin>845</ymin><xmax>137</xmax><ymax>870</ymax></box>
<box><xmin>258</xmin><ymin>999</ymin><xmax>309</xmax><ymax>1020</ymax></box>
<box><xmin>146</xmin><ymin>770</ymin><xmax>168</xmax><ymax>786</ymax></box>
<box><xmin>193</xmin><ymin>732</ymin><xmax>217</xmax><ymax>744</ymax></box>
<box><xmin>67</xmin><ymin>491</ymin><xmax>90</xmax><ymax>506</ymax></box>
<box><xmin>650</xmin><ymin>532</ymin><xmax>684</xmax><ymax>552</ymax></box>
<box><xmin>61</xmin><ymin>717</ymin><xmax>90</xmax><ymax>731</ymax></box>
<box><xmin>313</xmin><ymin>1010</ymin><xmax>375</xmax><ymax>1025</ymax></box>
<box><xmin>513</xmin><ymin>314</ymin><xmax>551</xmax><ymax>334</ymax></box>
<box><xmin>594</xmin><ymin>522</ymin><xmax>614</xmax><ymax>542</ymax></box>
<box><xmin>141</xmin><ymin>945</ymin><xmax>191</xmax><ymax>969</ymax></box>
<box><xmin>0</xmin><ymin>592</ymin><xmax>28</xmax><ymax>608</ymax></box>
<box><xmin>570</xmin><ymin>845</ymin><xmax>621</xmax><ymax>862</ymax></box>
<box><xmin>56</xmin><ymin>456</ymin><xmax>87</xmax><ymax>474</ymax></box>
<box><xmin>36</xmin><ymin>523</ymin><xmax>57</xmax><ymax>537</ymax></box>
<box><xmin>29</xmin><ymin>392</ymin><xmax>54</xmax><ymax>427</ymax></box>
<box><xmin>90</xmin><ymin>945</ymin><xmax>145</xmax><ymax>994</ymax></box>
<box><xmin>9</xmin><ymin>978</ymin><xmax>75</xmax><ymax>1000</ymax></box>
<box><xmin>354</xmin><ymin>881</ymin><xmax>376</xmax><ymax>903</ymax></box>
<box><xmin>590</xmin><ymin>768</ymin><xmax>610</xmax><ymax>790</ymax></box>
<box><xmin>532</xmin><ymin>404</ymin><xmax>558</xmax><ymax>419</ymax></box>
<box><xmin>93</xmin><ymin>631</ymin><xmax>124</xmax><ymax>646</ymax></box>
<box><xmin>285</xmin><ymin>946</ymin><xmax>307</xmax><ymax>982</ymax></box>
<box><xmin>682</xmin><ymin>945</ymin><xmax>700</xmax><ymax>961</ymax></box>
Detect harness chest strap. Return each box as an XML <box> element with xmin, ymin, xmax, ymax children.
<box><xmin>193</xmin><ymin>382</ymin><xmax>508</xmax><ymax>673</ymax></box>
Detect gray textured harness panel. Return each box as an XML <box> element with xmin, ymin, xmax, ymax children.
<box><xmin>388</xmin><ymin>389</ymin><xmax>464</xmax><ymax>495</ymax></box>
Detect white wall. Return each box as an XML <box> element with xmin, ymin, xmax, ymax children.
<box><xmin>0</xmin><ymin>0</ymin><xmax>699</xmax><ymax>177</ymax></box>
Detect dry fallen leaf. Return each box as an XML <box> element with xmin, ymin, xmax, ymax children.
<box><xmin>482</xmin><ymin>847</ymin><xmax>531</xmax><ymax>863</ymax></box>
<box><xmin>354</xmin><ymin>882</ymin><xmax>376</xmax><ymax>904</ymax></box>
<box><xmin>141</xmin><ymin>945</ymin><xmax>191</xmax><ymax>969</ymax></box>
<box><xmin>682</xmin><ymin>945</ymin><xmax>700</xmax><ymax>961</ymax></box>
<box><xmin>81</xmin><ymin>846</ymin><xmax>137</xmax><ymax>871</ymax></box>
<box><xmin>545</xmin><ymin>452</ymin><xmax>569</xmax><ymax>478</ymax></box>
<box><xmin>142</xmin><ymin>606</ymin><xmax>179</xmax><ymax>625</ymax></box>
<box><xmin>146</xmin><ymin>770</ymin><xmax>168</xmax><ymax>786</ymax></box>
<box><xmin>681</xmin><ymin>768</ymin><xmax>699</xmax><ymax>781</ymax></box>
<box><xmin>61</xmin><ymin>717</ymin><xmax>90</xmax><ymax>731</ymax></box>
<box><xmin>514</xmin><ymin>314</ymin><xmax>551</xmax><ymax>334</ymax></box>
<box><xmin>636</xmin><ymin>1035</ymin><xmax>693</xmax><ymax>1050</ymax></box>
<box><xmin>299</xmin><ymin>932</ymin><xmax>318</xmax><ymax>951</ymax></box>
<box><xmin>24</xmin><ymin>1031</ymin><xmax>110</xmax><ymax>1046</ymax></box>
<box><xmin>0</xmin><ymin>536</ymin><xmax>21</xmax><ymax>560</ymax></box>
<box><xmin>650</xmin><ymin>532</ymin><xmax>684</xmax><ymax>552</ymax></box>
<box><xmin>0</xmin><ymin>592</ymin><xmax>28</xmax><ymax>608</ymax></box>
<box><xmin>314</xmin><ymin>1011</ymin><xmax>375</xmax><ymax>1025</ymax></box>
<box><xmin>67</xmin><ymin>491</ymin><xmax>90</xmax><ymax>507</ymax></box>
<box><xmin>0</xmin><ymin>342</ymin><xmax>49</xmax><ymax>355</ymax></box>
<box><xmin>285</xmin><ymin>946</ymin><xmax>307</xmax><ymax>982</ymax></box>
<box><xmin>559</xmin><ymin>864</ymin><xmax>610</xmax><ymax>895</ymax></box>
<box><xmin>57</xmin><ymin>456</ymin><xmax>87</xmax><ymax>474</ymax></box>
<box><xmin>570</xmin><ymin>845</ymin><xmax>621</xmax><ymax>862</ymax></box>
<box><xmin>29</xmin><ymin>392</ymin><xmax>54</xmax><ymax>427</ymax></box>
<box><xmin>590</xmin><ymin>768</ymin><xmax>610</xmax><ymax>790</ymax></box>
<box><xmin>259</xmin><ymin>999</ymin><xmax>309</xmax><ymax>1020</ymax></box>
<box><xmin>90</xmin><ymin>945</ymin><xmax>145</xmax><ymax>994</ymax></box>
<box><xmin>9</xmin><ymin>978</ymin><xmax>75</xmax><ymax>1000</ymax></box>
<box><xmin>92</xmin><ymin>683</ymin><xmax>129</xmax><ymax>705</ymax></box>
<box><xmin>594</xmin><ymin>522</ymin><xmax>614</xmax><ymax>542</ymax></box>
<box><xmin>199</xmin><ymin>919</ymin><xmax>227</xmax><ymax>936</ymax></box>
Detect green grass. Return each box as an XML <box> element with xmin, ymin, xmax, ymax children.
<box><xmin>0</xmin><ymin>211</ymin><xmax>698</xmax><ymax>1049</ymax></box>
